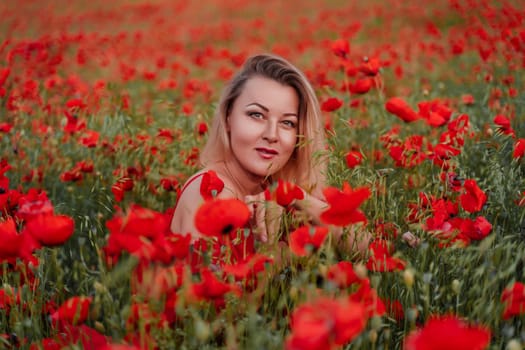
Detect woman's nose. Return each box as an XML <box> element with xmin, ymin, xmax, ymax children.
<box><xmin>262</xmin><ymin>121</ymin><xmax>278</xmax><ymax>143</ymax></box>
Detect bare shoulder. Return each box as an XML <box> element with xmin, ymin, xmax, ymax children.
<box><xmin>170</xmin><ymin>169</ymin><xmax>238</xmax><ymax>236</ymax></box>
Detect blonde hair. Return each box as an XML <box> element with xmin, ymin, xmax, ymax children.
<box><xmin>200</xmin><ymin>53</ymin><xmax>327</xmax><ymax>196</ymax></box>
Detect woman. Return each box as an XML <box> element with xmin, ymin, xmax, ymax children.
<box><xmin>170</xmin><ymin>54</ymin><xmax>330</xmax><ymax>248</ymax></box>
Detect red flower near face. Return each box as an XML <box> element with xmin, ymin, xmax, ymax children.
<box><xmin>385</xmin><ymin>97</ymin><xmax>420</xmax><ymax>123</ymax></box>
<box><xmin>513</xmin><ymin>138</ymin><xmax>525</xmax><ymax>159</ymax></box>
<box><xmin>51</xmin><ymin>296</ymin><xmax>92</xmax><ymax>325</ymax></box>
<box><xmin>501</xmin><ymin>282</ymin><xmax>525</xmax><ymax>320</ymax></box>
<box><xmin>320</xmin><ymin>182</ymin><xmax>370</xmax><ymax>226</ymax></box>
<box><xmin>321</xmin><ymin>97</ymin><xmax>343</xmax><ymax>112</ymax></box>
<box><xmin>199</xmin><ymin>170</ymin><xmax>224</xmax><ymax>200</ymax></box>
<box><xmin>24</xmin><ymin>214</ymin><xmax>75</xmax><ymax>247</ymax></box>
<box><xmin>289</xmin><ymin>225</ymin><xmax>329</xmax><ymax>257</ymax></box>
<box><xmin>194</xmin><ymin>198</ymin><xmax>250</xmax><ymax>238</ymax></box>
<box><xmin>285</xmin><ymin>297</ymin><xmax>366</xmax><ymax>350</ymax></box>
<box><xmin>274</xmin><ymin>179</ymin><xmax>304</xmax><ymax>207</ymax></box>
<box><xmin>459</xmin><ymin>179</ymin><xmax>487</xmax><ymax>213</ymax></box>
<box><xmin>404</xmin><ymin>315</ymin><xmax>491</xmax><ymax>350</ymax></box>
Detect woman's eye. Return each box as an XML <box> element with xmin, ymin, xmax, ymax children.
<box><xmin>248</xmin><ymin>112</ymin><xmax>264</xmax><ymax>119</ymax></box>
<box><xmin>282</xmin><ymin>120</ymin><xmax>297</xmax><ymax>128</ymax></box>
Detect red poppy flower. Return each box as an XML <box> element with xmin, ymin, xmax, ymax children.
<box><xmin>460</xmin><ymin>216</ymin><xmax>492</xmax><ymax>240</ymax></box>
<box><xmin>348</xmin><ymin>77</ymin><xmax>373</xmax><ymax>94</ymax></box>
<box><xmin>365</xmin><ymin>239</ymin><xmax>406</xmax><ymax>272</ymax></box>
<box><xmin>404</xmin><ymin>315</ymin><xmax>491</xmax><ymax>350</ymax></box>
<box><xmin>459</xmin><ymin>179</ymin><xmax>487</xmax><ymax>213</ymax></box>
<box><xmin>321</xmin><ymin>97</ymin><xmax>343</xmax><ymax>112</ymax></box>
<box><xmin>0</xmin><ymin>122</ymin><xmax>13</xmax><ymax>133</ymax></box>
<box><xmin>289</xmin><ymin>225</ymin><xmax>329</xmax><ymax>257</ymax></box>
<box><xmin>51</xmin><ymin>296</ymin><xmax>92</xmax><ymax>325</ymax></box>
<box><xmin>359</xmin><ymin>57</ymin><xmax>381</xmax><ymax>76</ymax></box>
<box><xmin>331</xmin><ymin>39</ymin><xmax>350</xmax><ymax>59</ymax></box>
<box><xmin>63</xmin><ymin>111</ymin><xmax>86</xmax><ymax>134</ymax></box>
<box><xmin>60</xmin><ymin>168</ymin><xmax>83</xmax><ymax>182</ymax></box>
<box><xmin>326</xmin><ymin>261</ymin><xmax>360</xmax><ymax>288</ymax></box>
<box><xmin>388</xmin><ymin>135</ymin><xmax>428</xmax><ymax>168</ymax></box>
<box><xmin>385</xmin><ymin>97</ymin><xmax>420</xmax><ymax>123</ymax></box>
<box><xmin>194</xmin><ymin>198</ymin><xmax>250</xmax><ymax>238</ymax></box>
<box><xmin>0</xmin><ymin>218</ymin><xmax>26</xmax><ymax>259</ymax></box>
<box><xmin>111</xmin><ymin>177</ymin><xmax>134</xmax><ymax>202</ymax></box>
<box><xmin>24</xmin><ymin>214</ymin><xmax>75</xmax><ymax>247</ymax></box>
<box><xmin>285</xmin><ymin>297</ymin><xmax>366</xmax><ymax>350</ymax></box>
<box><xmin>188</xmin><ymin>268</ymin><xmax>241</xmax><ymax>309</ymax></box>
<box><xmin>513</xmin><ymin>138</ymin><xmax>525</xmax><ymax>159</ymax></box>
<box><xmin>501</xmin><ymin>282</ymin><xmax>525</xmax><ymax>320</ymax></box>
<box><xmin>197</xmin><ymin>121</ymin><xmax>208</xmax><ymax>135</ymax></box>
<box><xmin>222</xmin><ymin>253</ymin><xmax>272</xmax><ymax>290</ymax></box>
<box><xmin>160</xmin><ymin>176</ymin><xmax>180</xmax><ymax>192</ymax></box>
<box><xmin>345</xmin><ymin>150</ymin><xmax>363</xmax><ymax>168</ymax></box>
<box><xmin>106</xmin><ymin>204</ymin><xmax>169</xmax><ymax>241</ymax></box>
<box><xmin>461</xmin><ymin>94</ymin><xmax>475</xmax><ymax>105</ymax></box>
<box><xmin>494</xmin><ymin>114</ymin><xmax>515</xmax><ymax>137</ymax></box>
<box><xmin>417</xmin><ymin>99</ymin><xmax>453</xmax><ymax>127</ymax></box>
<box><xmin>274</xmin><ymin>179</ymin><xmax>304</xmax><ymax>207</ymax></box>
<box><xmin>199</xmin><ymin>170</ymin><xmax>224</xmax><ymax>200</ymax></box>
<box><xmin>350</xmin><ymin>278</ymin><xmax>386</xmax><ymax>318</ymax></box>
<box><xmin>79</xmin><ymin>130</ymin><xmax>100</xmax><ymax>148</ymax></box>
<box><xmin>384</xmin><ymin>298</ymin><xmax>404</xmax><ymax>322</ymax></box>
<box><xmin>150</xmin><ymin>233</ymin><xmax>192</xmax><ymax>264</ymax></box>
<box><xmin>374</xmin><ymin>220</ymin><xmax>399</xmax><ymax>239</ymax></box>
<box><xmin>16</xmin><ymin>189</ymin><xmax>54</xmax><ymax>222</ymax></box>
<box><xmin>65</xmin><ymin>98</ymin><xmax>86</xmax><ymax>110</ymax></box>
<box><xmin>320</xmin><ymin>182</ymin><xmax>370</xmax><ymax>226</ymax></box>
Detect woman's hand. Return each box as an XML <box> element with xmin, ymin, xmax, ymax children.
<box><xmin>245</xmin><ymin>192</ymin><xmax>284</xmax><ymax>243</ymax></box>
<box><xmin>245</xmin><ymin>192</ymin><xmax>268</xmax><ymax>243</ymax></box>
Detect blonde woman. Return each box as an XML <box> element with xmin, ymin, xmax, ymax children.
<box><xmin>171</xmin><ymin>54</ymin><xmax>330</xmax><ymax>247</ymax></box>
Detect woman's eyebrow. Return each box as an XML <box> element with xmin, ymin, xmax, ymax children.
<box><xmin>246</xmin><ymin>102</ymin><xmax>269</xmax><ymax>111</ymax></box>
<box><xmin>246</xmin><ymin>102</ymin><xmax>298</xmax><ymax>117</ymax></box>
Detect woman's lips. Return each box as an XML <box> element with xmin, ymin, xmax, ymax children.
<box><xmin>255</xmin><ymin>147</ymin><xmax>278</xmax><ymax>159</ymax></box>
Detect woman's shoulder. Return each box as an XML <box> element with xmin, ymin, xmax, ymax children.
<box><xmin>179</xmin><ymin>167</ymin><xmax>237</xmax><ymax>202</ymax></box>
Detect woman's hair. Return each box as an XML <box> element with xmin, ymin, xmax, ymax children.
<box><xmin>200</xmin><ymin>53</ymin><xmax>327</xmax><ymax>196</ymax></box>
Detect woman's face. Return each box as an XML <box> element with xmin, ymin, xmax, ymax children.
<box><xmin>226</xmin><ymin>76</ymin><xmax>299</xmax><ymax>179</ymax></box>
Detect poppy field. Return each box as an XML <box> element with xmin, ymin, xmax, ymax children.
<box><xmin>1</xmin><ymin>0</ymin><xmax>525</xmax><ymax>349</ymax></box>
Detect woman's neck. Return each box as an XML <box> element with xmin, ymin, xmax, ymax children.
<box><xmin>216</xmin><ymin>160</ymin><xmax>266</xmax><ymax>197</ymax></box>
